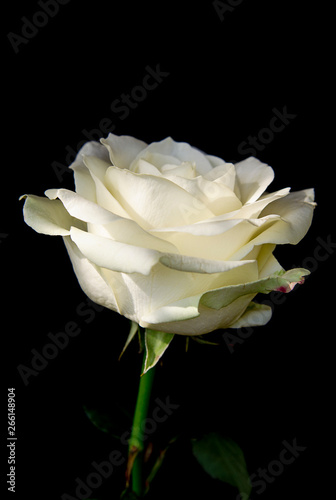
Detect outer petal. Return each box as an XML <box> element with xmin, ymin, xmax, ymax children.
<box><xmin>45</xmin><ymin>188</ymin><xmax>120</xmax><ymax>224</ymax></box>
<box><xmin>234</xmin><ymin>157</ymin><xmax>275</xmax><ymax>204</ymax></box>
<box><xmin>228</xmin><ymin>302</ymin><xmax>272</xmax><ymax>328</ymax></box>
<box><xmin>140</xmin><ymin>296</ymin><xmax>201</xmax><ymax>325</ymax></box>
<box><xmin>69</xmin><ymin>225</ymin><xmax>256</xmax><ymax>276</ymax></box>
<box><xmin>45</xmin><ymin>187</ymin><xmax>179</xmax><ymax>254</ymax></box>
<box><xmin>20</xmin><ymin>194</ymin><xmax>83</xmax><ymax>236</ymax></box>
<box><xmin>82</xmin><ymin>155</ymin><xmax>130</xmax><ymax>218</ymax></box>
<box><xmin>230</xmin><ymin>189</ymin><xmax>316</xmax><ymax>260</ymax></box>
<box><xmin>141</xmin><ymin>294</ymin><xmax>257</xmax><ymax>335</ymax></box>
<box><xmin>116</xmin><ymin>259</ymin><xmax>258</xmax><ymax>329</ymax></box>
<box><xmin>150</xmin><ymin>217</ymin><xmax>279</xmax><ymax>262</ymax></box>
<box><xmin>63</xmin><ymin>236</ymin><xmax>120</xmax><ymax>312</ymax></box>
<box><xmin>71</xmin><ymin>140</ymin><xmax>110</xmax><ymax>169</ymax></box>
<box><xmin>200</xmin><ymin>268</ymin><xmax>310</xmax><ymax>310</ymax></box>
<box><xmin>69</xmin><ymin>140</ymin><xmax>110</xmax><ymax>202</ymax></box>
<box><xmin>215</xmin><ymin>188</ymin><xmax>291</xmax><ymax>221</ymax></box>
<box><xmin>257</xmin><ymin>244</ymin><xmax>284</xmax><ymax>278</ymax></box>
<box><xmin>258</xmin><ymin>188</ymin><xmax>316</xmax><ymax>244</ymax></box>
<box><xmin>70</xmin><ymin>227</ymin><xmax>161</xmax><ymax>275</ymax></box>
<box><xmin>140</xmin><ymin>268</ymin><xmax>309</xmax><ymax>335</ymax></box>
<box><xmin>100</xmin><ymin>133</ymin><xmax>147</xmax><ymax>169</ymax></box>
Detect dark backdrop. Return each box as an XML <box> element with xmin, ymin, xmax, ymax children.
<box><xmin>2</xmin><ymin>1</ymin><xmax>333</xmax><ymax>499</ymax></box>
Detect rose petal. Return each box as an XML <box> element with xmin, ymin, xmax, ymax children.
<box><xmin>70</xmin><ymin>141</ymin><xmax>110</xmax><ymax>201</ymax></box>
<box><xmin>134</xmin><ymin>151</ymin><xmax>181</xmax><ymax>170</ymax></box>
<box><xmin>119</xmin><ymin>259</ymin><xmax>258</xmax><ymax>329</ymax></box>
<box><xmin>151</xmin><ymin>217</ymin><xmax>279</xmax><ymax>262</ymax></box>
<box><xmin>201</xmin><ymin>268</ymin><xmax>310</xmax><ymax>310</ymax></box>
<box><xmin>203</xmin><ymin>163</ymin><xmax>237</xmax><ymax>192</ymax></box>
<box><xmin>71</xmin><ymin>141</ymin><xmax>110</xmax><ymax>169</ymax></box>
<box><xmin>151</xmin><ymin>218</ymin><xmax>247</xmax><ymax>237</ymax></box>
<box><xmin>205</xmin><ymin>154</ymin><xmax>227</xmax><ymax>168</ymax></box>
<box><xmin>82</xmin><ymin>155</ymin><xmax>111</xmax><ymax>183</ymax></box>
<box><xmin>161</xmin><ymin>161</ymin><xmax>197</xmax><ymax>179</ymax></box>
<box><xmin>129</xmin><ymin>137</ymin><xmax>214</xmax><ymax>175</ymax></box>
<box><xmin>230</xmin><ymin>189</ymin><xmax>316</xmax><ymax>259</ymax></box>
<box><xmin>234</xmin><ymin>157</ymin><xmax>275</xmax><ymax>204</ymax></box>
<box><xmin>141</xmin><ymin>293</ymin><xmax>257</xmax><ymax>335</ymax></box>
<box><xmin>159</xmin><ymin>254</ymin><xmax>256</xmax><ymax>274</ymax></box>
<box><xmin>70</xmin><ymin>226</ymin><xmax>161</xmax><ymax>275</ymax></box>
<box><xmin>63</xmin><ymin>236</ymin><xmax>120</xmax><ymax>312</ymax></box>
<box><xmin>134</xmin><ymin>158</ymin><xmax>163</xmax><ymax>176</ymax></box>
<box><xmin>70</xmin><ymin>224</ymin><xmax>257</xmax><ymax>277</ymax></box>
<box><xmin>258</xmin><ymin>188</ymin><xmax>316</xmax><ymax>244</ymax></box>
<box><xmin>45</xmin><ymin>188</ymin><xmax>119</xmax><ymax>224</ymax></box>
<box><xmin>45</xmin><ymin>187</ymin><xmax>179</xmax><ymax>254</ymax></box>
<box><xmin>217</xmin><ymin>187</ymin><xmax>291</xmax><ymax>220</ymax></box>
<box><xmin>162</xmin><ymin>173</ymin><xmax>242</xmax><ymax>215</ymax></box>
<box><xmin>92</xmin><ymin>219</ymin><xmax>179</xmax><ymax>254</ymax></box>
<box><xmin>100</xmin><ymin>133</ymin><xmax>147</xmax><ymax>168</ymax></box>
<box><xmin>256</xmin><ymin>244</ymin><xmax>283</xmax><ymax>278</ymax></box>
<box><xmin>104</xmin><ymin>166</ymin><xmax>215</xmax><ymax>229</ymax></box>
<box><xmin>20</xmin><ymin>194</ymin><xmax>83</xmax><ymax>236</ymax></box>
<box><xmin>228</xmin><ymin>302</ymin><xmax>272</xmax><ymax>328</ymax></box>
<box><xmin>140</xmin><ymin>296</ymin><xmax>201</xmax><ymax>325</ymax></box>
<box><xmin>82</xmin><ymin>155</ymin><xmax>130</xmax><ymax>218</ymax></box>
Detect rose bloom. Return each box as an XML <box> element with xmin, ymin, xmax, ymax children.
<box><xmin>21</xmin><ymin>134</ymin><xmax>315</xmax><ymax>335</ymax></box>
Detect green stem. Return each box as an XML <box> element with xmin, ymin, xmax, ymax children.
<box><xmin>128</xmin><ymin>351</ymin><xmax>156</xmax><ymax>497</ymax></box>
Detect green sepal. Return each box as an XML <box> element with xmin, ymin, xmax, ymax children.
<box><xmin>191</xmin><ymin>335</ymin><xmax>220</xmax><ymax>346</ymax></box>
<box><xmin>192</xmin><ymin>432</ymin><xmax>252</xmax><ymax>499</ymax></box>
<box><xmin>119</xmin><ymin>321</ymin><xmax>140</xmax><ymax>360</ymax></box>
<box><xmin>143</xmin><ymin>329</ymin><xmax>174</xmax><ymax>375</ymax></box>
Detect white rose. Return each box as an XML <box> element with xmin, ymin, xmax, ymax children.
<box><xmin>21</xmin><ymin>134</ymin><xmax>315</xmax><ymax>335</ymax></box>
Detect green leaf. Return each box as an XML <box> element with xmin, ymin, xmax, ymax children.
<box><xmin>83</xmin><ymin>403</ymin><xmax>132</xmax><ymax>439</ymax></box>
<box><xmin>192</xmin><ymin>432</ymin><xmax>251</xmax><ymax>498</ymax></box>
<box><xmin>143</xmin><ymin>329</ymin><xmax>174</xmax><ymax>374</ymax></box>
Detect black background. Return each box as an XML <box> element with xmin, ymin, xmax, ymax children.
<box><xmin>2</xmin><ymin>1</ymin><xmax>334</xmax><ymax>499</ymax></box>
